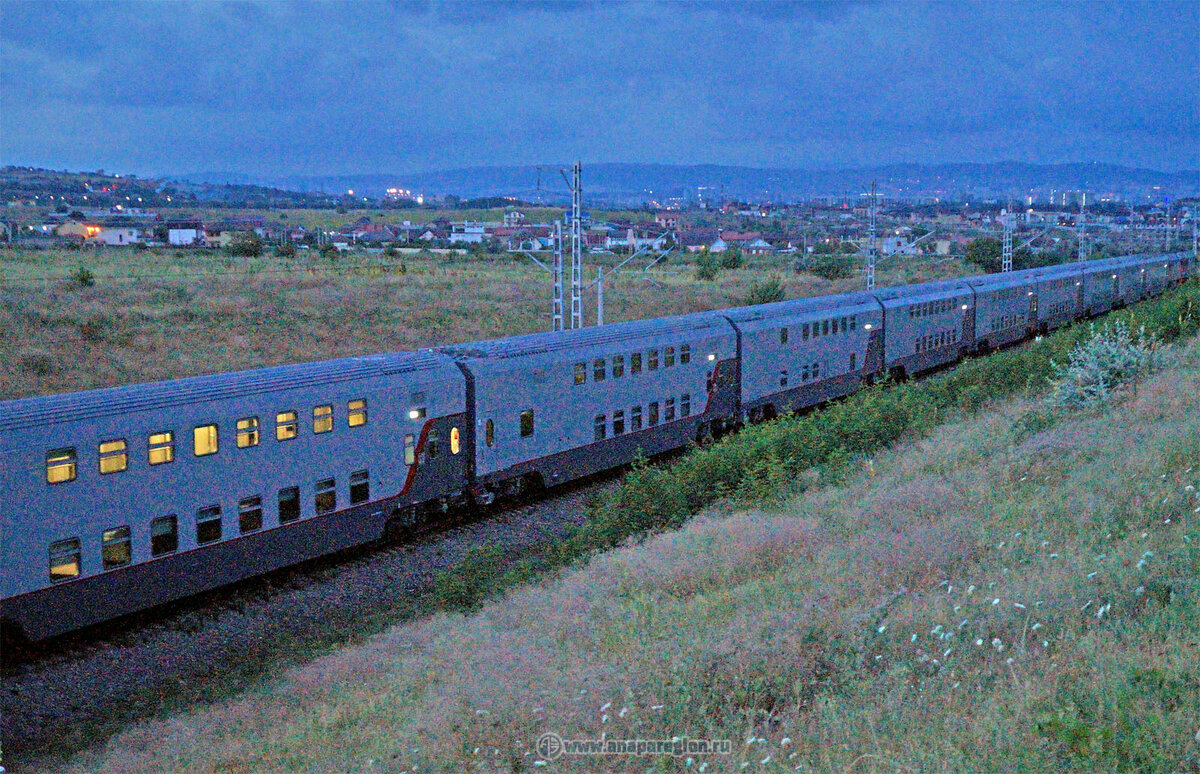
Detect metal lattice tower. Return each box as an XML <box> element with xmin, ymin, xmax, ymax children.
<box><xmin>1077</xmin><ymin>202</ymin><xmax>1088</xmax><ymax>261</ymax></box>
<box><xmin>1192</xmin><ymin>217</ymin><xmax>1198</xmax><ymax>258</ymax></box>
<box><xmin>1001</xmin><ymin>206</ymin><xmax>1013</xmax><ymax>272</ymax></box>
<box><xmin>551</xmin><ymin>221</ymin><xmax>564</xmax><ymax>332</ymax></box>
<box><xmin>866</xmin><ymin>180</ymin><xmax>878</xmax><ymax>290</ymax></box>
<box><xmin>570</xmin><ymin>161</ymin><xmax>583</xmax><ymax>329</ymax></box>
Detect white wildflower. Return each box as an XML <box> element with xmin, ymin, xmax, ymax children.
<box><xmin>1088</xmin><ymin>572</ymin><xmax>1098</xmax><ymax>578</ymax></box>
<box><xmin>1031</xmin><ymin>623</ymin><xmax>1043</xmax><ymax>630</ymax></box>
<box><xmin>781</xmin><ymin>737</ymin><xmax>792</xmax><ymax>746</ymax></box>
<box><xmin>975</xmin><ymin>638</ymin><xmax>984</xmax><ymax>646</ymax></box>
<box><xmin>619</xmin><ymin>707</ymin><xmax>628</xmax><ymax>717</ymax></box>
<box><xmin>762</xmin><ymin>756</ymin><xmax>772</xmax><ymax>764</ymax></box>
<box><xmin>601</xmin><ymin>701</ymin><xmax>612</xmax><ymax>711</ymax></box>
<box><xmin>877</xmin><ymin>624</ymin><xmax>887</xmax><ymax>633</ymax></box>
<box><xmin>1050</xmin><ymin>553</ymin><xmax>1059</xmax><ymax>559</ymax></box>
<box><xmin>992</xmin><ymin>598</ymin><xmax>1000</xmax><ymax>606</ymax></box>
<box><xmin>1014</xmin><ymin>602</ymin><xmax>1026</xmax><ymax>609</ymax></box>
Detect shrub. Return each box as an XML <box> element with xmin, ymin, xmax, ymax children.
<box><xmin>696</xmin><ymin>252</ymin><xmax>720</xmax><ymax>281</ymax></box>
<box><xmin>275</xmin><ymin>241</ymin><xmax>296</xmax><ymax>258</ymax></box>
<box><xmin>808</xmin><ymin>253</ymin><xmax>855</xmax><ymax>280</ymax></box>
<box><xmin>1049</xmin><ymin>321</ymin><xmax>1158</xmax><ymax>409</ymax></box>
<box><xmin>227</xmin><ymin>233</ymin><xmax>263</xmax><ymax>257</ymax></box>
<box><xmin>718</xmin><ymin>246</ymin><xmax>744</xmax><ymax>269</ymax></box>
<box><xmin>72</xmin><ymin>266</ymin><xmax>95</xmax><ymax>287</ymax></box>
<box><xmin>744</xmin><ymin>276</ymin><xmax>785</xmax><ymax>306</ymax></box>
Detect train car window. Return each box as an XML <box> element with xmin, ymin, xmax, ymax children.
<box><xmin>648</xmin><ymin>349</ymin><xmax>659</xmax><ymax>370</ymax></box>
<box><xmin>780</xmin><ymin>328</ymin><xmax>789</xmax><ymax>344</ymax></box>
<box><xmin>594</xmin><ymin>414</ymin><xmax>607</xmax><ymax>441</ymax></box>
<box><xmin>485</xmin><ymin>420</ymin><xmax>495</xmax><ymax>448</ymax></box>
<box><xmin>665</xmin><ymin>397</ymin><xmax>676</xmax><ymax>422</ymax></box>
<box><xmin>841</xmin><ymin>317</ymin><xmax>848</xmax><ymax>332</ymax></box>
<box><xmin>315</xmin><ymin>478</ymin><xmax>336</xmax><ymax>515</ymax></box>
<box><xmin>348</xmin><ymin>399</ymin><xmax>368</xmax><ymax>427</ymax></box>
<box><xmin>612</xmin><ymin>355</ymin><xmax>624</xmax><ymax>378</ymax></box>
<box><xmin>520</xmin><ymin>410</ymin><xmax>535</xmax><ymax>437</ymax></box>
<box><xmin>450</xmin><ymin>427</ymin><xmax>461</xmax><ymax>454</ymax></box>
<box><xmin>46</xmin><ymin>447</ymin><xmax>78</xmax><ymax>484</ymax></box>
<box><xmin>239</xmin><ymin>496</ymin><xmax>263</xmax><ymax>533</ymax></box>
<box><xmin>822</xmin><ymin>320</ymin><xmax>830</xmax><ymax>336</ymax></box>
<box><xmin>193</xmin><ymin>424</ymin><xmax>218</xmax><ymax>457</ymax></box>
<box><xmin>405</xmin><ymin>433</ymin><xmax>417</xmax><ymax>464</ymax></box>
<box><xmin>98</xmin><ymin>439</ymin><xmax>128</xmax><ymax>474</ymax></box>
<box><xmin>802</xmin><ymin>323</ymin><xmax>810</xmax><ymax>340</ymax></box>
<box><xmin>236</xmin><ymin>417</ymin><xmax>260</xmax><ymax>448</ymax></box>
<box><xmin>780</xmin><ymin>370</ymin><xmax>788</xmax><ymax>388</ymax></box>
<box><xmin>411</xmin><ymin>391</ymin><xmax>426</xmax><ymax>405</ymax></box>
<box><xmin>851</xmin><ymin>315</ymin><xmax>858</xmax><ymax>331</ymax></box>
<box><xmin>664</xmin><ymin>347</ymin><xmax>675</xmax><ymax>367</ymax></box>
<box><xmin>648</xmin><ymin>402</ymin><xmax>659</xmax><ymax>426</ymax></box>
<box><xmin>831</xmin><ymin>319</ymin><xmax>839</xmax><ymax>335</ymax></box>
<box><xmin>680</xmin><ymin>344</ymin><xmax>691</xmax><ymax>364</ymax></box>
<box><xmin>802</xmin><ymin>364</ymin><xmax>810</xmax><ymax>381</ymax></box>
<box><xmin>812</xmin><ymin>322</ymin><xmax>820</xmax><ymax>339</ymax></box>
<box><xmin>278</xmin><ymin>488</ymin><xmax>301</xmax><ymax>524</ymax></box>
<box><xmin>313</xmin><ymin>405</ymin><xmax>334</xmax><ymax>434</ymax></box>
<box><xmin>631</xmin><ymin>405</ymin><xmax>643</xmax><ymax>431</ymax></box>
<box><xmin>593</xmin><ymin>358</ymin><xmax>606</xmax><ymax>381</ymax></box>
<box><xmin>850</xmin><ymin>353</ymin><xmax>857</xmax><ymax>371</ymax></box>
<box><xmin>149</xmin><ymin>431</ymin><xmax>174</xmax><ymax>465</ymax></box>
<box><xmin>350</xmin><ymin>469</ymin><xmax>370</xmax><ymax>504</ymax></box>
<box><xmin>814</xmin><ymin>362</ymin><xmax>822</xmax><ymax>379</ymax></box>
<box><xmin>631</xmin><ymin>352</ymin><xmax>642</xmax><ymax>374</ymax></box>
<box><xmin>49</xmin><ymin>538</ymin><xmax>82</xmax><ymax>581</ymax></box>
<box><xmin>196</xmin><ymin>505</ymin><xmax>222</xmax><ymax>545</ymax></box>
<box><xmin>613</xmin><ymin>410</ymin><xmax>625</xmax><ymax>435</ymax></box>
<box><xmin>276</xmin><ymin>411</ymin><xmax>298</xmax><ymax>441</ymax></box>
<box><xmin>151</xmin><ymin>515</ymin><xmax>178</xmax><ymax>555</ymax></box>
<box><xmin>427</xmin><ymin>429</ymin><xmax>441</xmax><ymax>458</ymax></box>
<box><xmin>681</xmin><ymin>394</ymin><xmax>691</xmax><ymax>417</ymax></box>
<box><xmin>574</xmin><ymin>362</ymin><xmax>586</xmax><ymax>385</ymax></box>
<box><xmin>101</xmin><ymin>525</ymin><xmax>132</xmax><ymax>569</ymax></box>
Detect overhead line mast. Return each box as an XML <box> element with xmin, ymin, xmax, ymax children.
<box><xmin>866</xmin><ymin>180</ymin><xmax>878</xmax><ymax>290</ymax></box>
<box><xmin>1002</xmin><ymin>203</ymin><xmax>1014</xmax><ymax>272</ymax></box>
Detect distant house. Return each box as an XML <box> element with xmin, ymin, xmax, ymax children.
<box><xmin>449</xmin><ymin>223</ymin><xmax>486</xmax><ymax>244</ymax></box>
<box><xmin>56</xmin><ymin>220</ymin><xmax>100</xmax><ymax>241</ymax></box>
<box><xmin>654</xmin><ymin>211</ymin><xmax>680</xmax><ymax>228</ymax></box>
<box><xmin>742</xmin><ymin>237</ymin><xmax>776</xmax><ymax>256</ymax></box>
<box><xmin>678</xmin><ymin>228</ymin><xmax>719</xmax><ymax>252</ymax></box>
<box><xmin>168</xmin><ymin>220</ymin><xmax>204</xmax><ymax>246</ymax></box>
<box><xmin>503</xmin><ymin>210</ymin><xmax>526</xmax><ymax>227</ymax></box>
<box><xmin>95</xmin><ymin>226</ymin><xmax>141</xmax><ymax>246</ymax></box>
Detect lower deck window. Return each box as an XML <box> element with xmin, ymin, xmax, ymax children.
<box><xmin>102</xmin><ymin>525</ymin><xmax>131</xmax><ymax>569</ymax></box>
<box><xmin>648</xmin><ymin>401</ymin><xmax>659</xmax><ymax>426</ymax></box>
<box><xmin>665</xmin><ymin>398</ymin><xmax>676</xmax><ymax>422</ymax></box>
<box><xmin>151</xmin><ymin>515</ymin><xmax>178</xmax><ymax>556</ymax></box>
<box><xmin>405</xmin><ymin>433</ymin><xmax>417</xmax><ymax>465</ymax></box>
<box><xmin>315</xmin><ymin>478</ymin><xmax>336</xmax><ymax>515</ymax></box>
<box><xmin>681</xmin><ymin>394</ymin><xmax>691</xmax><ymax>417</ymax></box>
<box><xmin>196</xmin><ymin>505</ymin><xmax>222</xmax><ymax>545</ymax></box>
<box><xmin>594</xmin><ymin>414</ymin><xmax>607</xmax><ymax>441</ymax></box>
<box><xmin>279</xmin><ymin>487</ymin><xmax>301</xmax><ymax>524</ymax></box>
<box><xmin>427</xmin><ymin>429</ymin><xmax>441</xmax><ymax>458</ymax></box>
<box><xmin>350</xmin><ymin>469</ymin><xmax>370</xmax><ymax>504</ymax></box>
<box><xmin>50</xmin><ymin>537</ymin><xmax>81</xmax><ymax>581</ymax></box>
<box><xmin>239</xmin><ymin>496</ymin><xmax>264</xmax><ymax>533</ymax></box>
<box><xmin>613</xmin><ymin>410</ymin><xmax>625</xmax><ymax>435</ymax></box>
<box><xmin>631</xmin><ymin>405</ymin><xmax>643</xmax><ymax>431</ymax></box>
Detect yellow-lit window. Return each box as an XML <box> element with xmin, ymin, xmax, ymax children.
<box><xmin>348</xmin><ymin>399</ymin><xmax>367</xmax><ymax>427</ymax></box>
<box><xmin>573</xmin><ymin>362</ymin><xmax>586</xmax><ymax>385</ymax></box>
<box><xmin>46</xmin><ymin>447</ymin><xmax>77</xmax><ymax>484</ymax></box>
<box><xmin>98</xmin><ymin>439</ymin><xmax>128</xmax><ymax>474</ymax></box>
<box><xmin>313</xmin><ymin>404</ymin><xmax>333</xmax><ymax>434</ymax></box>
<box><xmin>276</xmin><ymin>411</ymin><xmax>298</xmax><ymax>441</ymax></box>
<box><xmin>148</xmin><ymin>431</ymin><xmax>174</xmax><ymax>465</ymax></box>
<box><xmin>237</xmin><ymin>417</ymin><xmax>260</xmax><ymax>447</ymax></box>
<box><xmin>193</xmin><ymin>424</ymin><xmax>218</xmax><ymax>456</ymax></box>
<box><xmin>102</xmin><ymin>525</ymin><xmax>131</xmax><ymax>569</ymax></box>
<box><xmin>50</xmin><ymin>538</ymin><xmax>82</xmax><ymax>581</ymax></box>
<box><xmin>450</xmin><ymin>426</ymin><xmax>461</xmax><ymax>455</ymax></box>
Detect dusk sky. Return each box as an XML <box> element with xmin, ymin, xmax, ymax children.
<box><xmin>2</xmin><ymin>0</ymin><xmax>1197</xmax><ymax>178</ymax></box>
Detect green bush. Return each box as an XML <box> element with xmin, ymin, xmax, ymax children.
<box><xmin>1050</xmin><ymin>321</ymin><xmax>1158</xmax><ymax>409</ymax></box>
<box><xmin>808</xmin><ymin>253</ymin><xmax>855</xmax><ymax>280</ymax></box>
<box><xmin>72</xmin><ymin>266</ymin><xmax>95</xmax><ymax>287</ymax></box>
<box><xmin>718</xmin><ymin>246</ymin><xmax>744</xmax><ymax>269</ymax></box>
<box><xmin>744</xmin><ymin>276</ymin><xmax>785</xmax><ymax>306</ymax></box>
<box><xmin>696</xmin><ymin>252</ymin><xmax>720</xmax><ymax>281</ymax></box>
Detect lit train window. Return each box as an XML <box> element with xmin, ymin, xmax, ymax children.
<box><xmin>680</xmin><ymin>344</ymin><xmax>691</xmax><ymax>364</ymax></box>
<box><xmin>196</xmin><ymin>505</ymin><xmax>222</xmax><ymax>544</ymax></box>
<box><xmin>613</xmin><ymin>355</ymin><xmax>625</xmax><ymax>378</ymax></box>
<box><xmin>276</xmin><ymin>411</ymin><xmax>298</xmax><ymax>441</ymax></box>
<box><xmin>151</xmin><ymin>515</ymin><xmax>178</xmax><ymax>555</ymax></box>
<box><xmin>405</xmin><ymin>433</ymin><xmax>417</xmax><ymax>464</ymax></box>
<box><xmin>664</xmin><ymin>347</ymin><xmax>675</xmax><ymax>367</ymax></box>
<box><xmin>278</xmin><ymin>488</ymin><xmax>300</xmax><ymax>524</ymax></box>
<box><xmin>313</xmin><ymin>404</ymin><xmax>333</xmax><ymax>434</ymax></box>
<box><xmin>485</xmin><ymin>420</ymin><xmax>495</xmax><ymax>448</ymax></box>
<box><xmin>193</xmin><ymin>425</ymin><xmax>218</xmax><ymax>457</ymax></box>
<box><xmin>450</xmin><ymin>427</ymin><xmax>461</xmax><ymax>454</ymax></box>
<box><xmin>149</xmin><ymin>431</ymin><xmax>174</xmax><ymax>464</ymax></box>
<box><xmin>102</xmin><ymin>525</ymin><xmax>131</xmax><ymax>569</ymax></box>
<box><xmin>631</xmin><ymin>352</ymin><xmax>642</xmax><ymax>374</ymax></box>
<box><xmin>315</xmin><ymin>478</ymin><xmax>336</xmax><ymax>515</ymax></box>
<box><xmin>573</xmin><ymin>362</ymin><xmax>586</xmax><ymax>385</ymax></box>
<box><xmin>348</xmin><ymin>399</ymin><xmax>367</xmax><ymax>426</ymax></box>
<box><xmin>520</xmin><ymin>410</ymin><xmax>535</xmax><ymax>437</ymax></box>
<box><xmin>239</xmin><ymin>496</ymin><xmax>263</xmax><ymax>533</ymax></box>
<box><xmin>47</xmin><ymin>447</ymin><xmax>77</xmax><ymax>484</ymax></box>
<box><xmin>98</xmin><ymin>439</ymin><xmax>128</xmax><ymax>474</ymax></box>
<box><xmin>49</xmin><ymin>537</ymin><xmax>82</xmax><ymax>581</ymax></box>
<box><xmin>350</xmin><ymin>470</ymin><xmax>370</xmax><ymax>504</ymax></box>
<box><xmin>236</xmin><ymin>417</ymin><xmax>259</xmax><ymax>448</ymax></box>
<box><xmin>594</xmin><ymin>414</ymin><xmax>607</xmax><ymax>441</ymax></box>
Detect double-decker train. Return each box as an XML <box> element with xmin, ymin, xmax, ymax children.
<box><xmin>1</xmin><ymin>251</ymin><xmax>1192</xmax><ymax>641</ymax></box>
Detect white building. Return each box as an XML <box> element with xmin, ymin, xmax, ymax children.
<box><xmin>169</xmin><ymin>228</ymin><xmax>202</xmax><ymax>246</ymax></box>
<box><xmin>95</xmin><ymin>227</ymin><xmax>141</xmax><ymax>246</ymax></box>
<box><xmin>449</xmin><ymin>223</ymin><xmax>486</xmax><ymax>244</ymax></box>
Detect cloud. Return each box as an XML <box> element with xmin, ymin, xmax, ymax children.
<box><xmin>2</xmin><ymin>0</ymin><xmax>1196</xmax><ymax>175</ymax></box>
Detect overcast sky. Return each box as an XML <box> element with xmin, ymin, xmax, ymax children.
<box><xmin>2</xmin><ymin>0</ymin><xmax>1197</xmax><ymax>177</ymax></box>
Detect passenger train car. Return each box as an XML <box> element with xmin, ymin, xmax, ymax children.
<box><xmin>1</xmin><ymin>252</ymin><xmax>1193</xmax><ymax>641</ymax></box>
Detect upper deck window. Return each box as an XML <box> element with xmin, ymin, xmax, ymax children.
<box><xmin>313</xmin><ymin>404</ymin><xmax>333</xmax><ymax>434</ymax></box>
<box><xmin>680</xmin><ymin>344</ymin><xmax>691</xmax><ymax>364</ymax></box>
<box><xmin>99</xmin><ymin>439</ymin><xmax>128</xmax><ymax>474</ymax></box>
<box><xmin>348</xmin><ymin>399</ymin><xmax>368</xmax><ymax>427</ymax></box>
<box><xmin>193</xmin><ymin>424</ymin><xmax>218</xmax><ymax>456</ymax></box>
<box><xmin>276</xmin><ymin>411</ymin><xmax>298</xmax><ymax>441</ymax></box>
<box><xmin>573</xmin><ymin>362</ymin><xmax>586</xmax><ymax>385</ymax></box>
<box><xmin>148</xmin><ymin>431</ymin><xmax>174</xmax><ymax>464</ymax></box>
<box><xmin>236</xmin><ymin>417</ymin><xmax>259</xmax><ymax>448</ymax></box>
<box><xmin>47</xmin><ymin>447</ymin><xmax>77</xmax><ymax>484</ymax></box>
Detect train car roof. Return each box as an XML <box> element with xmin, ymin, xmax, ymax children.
<box><xmin>0</xmin><ymin>349</ymin><xmax>458</xmax><ymax>432</ymax></box>
<box><xmin>871</xmin><ymin>276</ymin><xmax>974</xmax><ymax>303</ymax></box>
<box><xmin>720</xmin><ymin>290</ymin><xmax>881</xmax><ymax>324</ymax></box>
<box><xmin>440</xmin><ymin>310</ymin><xmax>733</xmax><ymax>361</ymax></box>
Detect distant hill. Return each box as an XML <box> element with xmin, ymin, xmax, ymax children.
<box><xmin>186</xmin><ymin>162</ymin><xmax>1200</xmax><ymax>204</ymax></box>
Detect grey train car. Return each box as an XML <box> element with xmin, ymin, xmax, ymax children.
<box><xmin>1080</xmin><ymin>256</ymin><xmax>1145</xmax><ymax>315</ymax></box>
<box><xmin>1031</xmin><ymin>263</ymin><xmax>1087</xmax><ymax>333</ymax></box>
<box><xmin>0</xmin><ymin>352</ymin><xmax>468</xmax><ymax>640</ymax></box>
<box><xmin>442</xmin><ymin>312</ymin><xmax>739</xmax><ymax>501</ymax></box>
<box><xmin>722</xmin><ymin>292</ymin><xmax>884</xmax><ymax>421</ymax></box>
<box><xmin>968</xmin><ymin>271</ymin><xmax>1039</xmax><ymax>349</ymax></box>
<box><xmin>873</xmin><ymin>277</ymin><xmax>975</xmax><ymax>378</ymax></box>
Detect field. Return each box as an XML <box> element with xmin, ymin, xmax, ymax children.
<box><xmin>41</xmin><ymin>284</ymin><xmax>1200</xmax><ymax>772</ymax></box>
<box><xmin>0</xmin><ymin>245</ymin><xmax>969</xmax><ymax>399</ymax></box>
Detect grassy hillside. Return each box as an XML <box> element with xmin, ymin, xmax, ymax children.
<box><xmin>0</xmin><ymin>246</ymin><xmax>969</xmax><ymax>399</ymax></box>
<box><xmin>51</xmin><ymin>286</ymin><xmax>1200</xmax><ymax>773</ymax></box>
